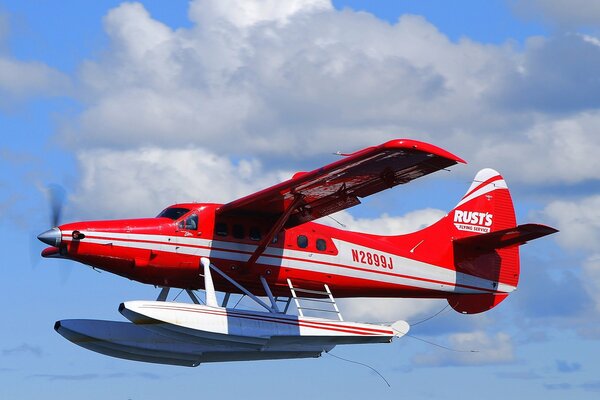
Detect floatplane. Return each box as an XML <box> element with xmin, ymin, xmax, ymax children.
<box><xmin>38</xmin><ymin>139</ymin><xmax>557</xmax><ymax>366</ymax></box>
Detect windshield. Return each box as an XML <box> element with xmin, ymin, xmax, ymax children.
<box><xmin>178</xmin><ymin>214</ymin><xmax>198</xmax><ymax>230</ymax></box>
<box><xmin>156</xmin><ymin>207</ymin><xmax>190</xmax><ymax>220</ymax></box>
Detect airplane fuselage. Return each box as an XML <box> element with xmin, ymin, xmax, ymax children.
<box><xmin>49</xmin><ymin>202</ymin><xmax>511</xmax><ymax>300</ymax></box>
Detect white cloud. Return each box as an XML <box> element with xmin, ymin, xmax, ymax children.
<box><xmin>0</xmin><ymin>58</ymin><xmax>70</xmax><ymax>107</ymax></box>
<box><xmin>511</xmin><ymin>0</ymin><xmax>600</xmax><ymax>29</ymax></box>
<box><xmin>491</xmin><ymin>34</ymin><xmax>600</xmax><ymax>113</ymax></box>
<box><xmin>69</xmin><ymin>147</ymin><xmax>290</xmax><ymax>220</ymax></box>
<box><xmin>104</xmin><ymin>2</ymin><xmax>173</xmax><ymax>62</ymax></box>
<box><xmin>339</xmin><ymin>297</ymin><xmax>446</xmax><ymax>324</ymax></box>
<box><xmin>189</xmin><ymin>0</ymin><xmax>332</xmax><ymax>28</ymax></box>
<box><xmin>319</xmin><ymin>208</ymin><xmax>445</xmax><ymax>235</ymax></box>
<box><xmin>538</xmin><ymin>196</ymin><xmax>600</xmax><ymax>319</ymax></box>
<box><xmin>58</xmin><ymin>0</ymin><xmax>600</xmax><ymax>191</ymax></box>
<box><xmin>412</xmin><ymin>331</ymin><xmax>515</xmax><ymax>367</ymax></box>
<box><xmin>474</xmin><ymin>111</ymin><xmax>600</xmax><ymax>184</ymax></box>
<box><xmin>541</xmin><ymin>195</ymin><xmax>600</xmax><ymax>251</ymax></box>
<box><xmin>0</xmin><ymin>15</ymin><xmax>70</xmax><ymax>107</ymax></box>
<box><xmin>64</xmin><ymin>1</ymin><xmax>511</xmax><ymax>158</ymax></box>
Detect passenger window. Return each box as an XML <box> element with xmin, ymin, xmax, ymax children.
<box><xmin>316</xmin><ymin>239</ymin><xmax>326</xmax><ymax>251</ymax></box>
<box><xmin>249</xmin><ymin>227</ymin><xmax>261</xmax><ymax>241</ymax></box>
<box><xmin>297</xmin><ymin>235</ymin><xmax>308</xmax><ymax>248</ymax></box>
<box><xmin>233</xmin><ymin>224</ymin><xmax>245</xmax><ymax>239</ymax></box>
<box><xmin>215</xmin><ymin>222</ymin><xmax>228</xmax><ymax>237</ymax></box>
<box><xmin>184</xmin><ymin>214</ymin><xmax>198</xmax><ymax>230</ymax></box>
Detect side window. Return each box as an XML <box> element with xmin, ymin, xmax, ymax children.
<box><xmin>249</xmin><ymin>227</ymin><xmax>261</xmax><ymax>241</ymax></box>
<box><xmin>215</xmin><ymin>222</ymin><xmax>228</xmax><ymax>237</ymax></box>
<box><xmin>232</xmin><ymin>224</ymin><xmax>245</xmax><ymax>239</ymax></box>
<box><xmin>316</xmin><ymin>238</ymin><xmax>327</xmax><ymax>251</ymax></box>
<box><xmin>297</xmin><ymin>235</ymin><xmax>308</xmax><ymax>249</ymax></box>
<box><xmin>184</xmin><ymin>214</ymin><xmax>198</xmax><ymax>230</ymax></box>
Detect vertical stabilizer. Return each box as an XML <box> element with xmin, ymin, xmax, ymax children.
<box><xmin>394</xmin><ymin>169</ymin><xmax>551</xmax><ymax>314</ymax></box>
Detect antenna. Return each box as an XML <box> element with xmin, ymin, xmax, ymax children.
<box><xmin>327</xmin><ymin>214</ymin><xmax>347</xmax><ymax>228</ymax></box>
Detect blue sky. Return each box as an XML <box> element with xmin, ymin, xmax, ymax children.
<box><xmin>2</xmin><ymin>1</ymin><xmax>600</xmax><ymax>399</ymax></box>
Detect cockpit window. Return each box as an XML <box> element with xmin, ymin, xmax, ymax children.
<box><xmin>184</xmin><ymin>214</ymin><xmax>198</xmax><ymax>230</ymax></box>
<box><xmin>157</xmin><ymin>207</ymin><xmax>190</xmax><ymax>220</ymax></box>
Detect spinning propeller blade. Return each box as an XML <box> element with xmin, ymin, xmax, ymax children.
<box><xmin>36</xmin><ymin>183</ymin><xmax>73</xmax><ymax>283</ymax></box>
<box><xmin>47</xmin><ymin>184</ymin><xmax>66</xmax><ymax>227</ymax></box>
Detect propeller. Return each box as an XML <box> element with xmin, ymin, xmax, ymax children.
<box><xmin>47</xmin><ymin>184</ymin><xmax>66</xmax><ymax>228</ymax></box>
<box><xmin>30</xmin><ymin>183</ymin><xmax>67</xmax><ymax>265</ymax></box>
<box><xmin>33</xmin><ymin>183</ymin><xmax>73</xmax><ymax>283</ymax></box>
<box><xmin>37</xmin><ymin>184</ymin><xmax>67</xmax><ymax>247</ymax></box>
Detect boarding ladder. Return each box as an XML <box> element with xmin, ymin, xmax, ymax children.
<box><xmin>286</xmin><ymin>278</ymin><xmax>344</xmax><ymax>321</ymax></box>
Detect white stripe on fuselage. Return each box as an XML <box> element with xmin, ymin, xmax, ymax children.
<box><xmin>61</xmin><ymin>230</ymin><xmax>513</xmax><ymax>294</ymax></box>
<box><xmin>455</xmin><ymin>179</ymin><xmax>507</xmax><ymax>208</ymax></box>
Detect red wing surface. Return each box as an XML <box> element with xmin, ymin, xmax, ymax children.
<box><xmin>217</xmin><ymin>139</ymin><xmax>465</xmax><ymax>228</ymax></box>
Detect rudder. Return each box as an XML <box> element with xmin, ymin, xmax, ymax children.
<box><xmin>448</xmin><ymin>169</ymin><xmax>520</xmax><ymax>314</ymax></box>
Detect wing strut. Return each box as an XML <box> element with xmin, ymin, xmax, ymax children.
<box><xmin>204</xmin><ymin>257</ymin><xmax>279</xmax><ymax>313</ymax></box>
<box><xmin>201</xmin><ymin>257</ymin><xmax>218</xmax><ymax>307</ymax></box>
<box><xmin>260</xmin><ymin>276</ymin><xmax>280</xmax><ymax>313</ymax></box>
<box><xmin>156</xmin><ymin>287</ymin><xmax>170</xmax><ymax>301</ymax></box>
<box><xmin>243</xmin><ymin>195</ymin><xmax>304</xmax><ymax>272</ymax></box>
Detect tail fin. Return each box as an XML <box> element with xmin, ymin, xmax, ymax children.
<box><xmin>452</xmin><ymin>168</ymin><xmax>516</xmax><ymax>237</ymax></box>
<box><xmin>403</xmin><ymin>169</ymin><xmax>557</xmax><ymax>314</ymax></box>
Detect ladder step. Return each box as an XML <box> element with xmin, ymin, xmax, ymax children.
<box><xmin>287</xmin><ymin>278</ymin><xmax>344</xmax><ymax>321</ymax></box>
<box><xmin>297</xmin><ymin>306</ymin><xmax>341</xmax><ymax>313</ymax></box>
<box><xmin>291</xmin><ymin>287</ymin><xmax>329</xmax><ymax>296</ymax></box>
<box><xmin>297</xmin><ymin>298</ymin><xmax>336</xmax><ymax>304</ymax></box>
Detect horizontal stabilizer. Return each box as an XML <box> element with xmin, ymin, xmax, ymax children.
<box><xmin>453</xmin><ymin>223</ymin><xmax>558</xmax><ymax>251</ymax></box>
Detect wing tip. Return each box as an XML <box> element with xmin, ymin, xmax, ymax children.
<box><xmin>381</xmin><ymin>139</ymin><xmax>467</xmax><ymax>164</ymax></box>
<box><xmin>522</xmin><ymin>223</ymin><xmax>560</xmax><ymax>236</ymax></box>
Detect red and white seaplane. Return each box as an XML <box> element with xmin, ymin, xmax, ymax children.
<box><xmin>39</xmin><ymin>139</ymin><xmax>556</xmax><ymax>366</ymax></box>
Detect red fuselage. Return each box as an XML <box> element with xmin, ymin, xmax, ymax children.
<box><xmin>44</xmin><ymin>202</ymin><xmax>509</xmax><ymax>301</ymax></box>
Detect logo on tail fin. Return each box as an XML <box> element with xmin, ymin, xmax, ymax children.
<box><xmin>453</xmin><ymin>210</ymin><xmax>493</xmax><ymax>233</ymax></box>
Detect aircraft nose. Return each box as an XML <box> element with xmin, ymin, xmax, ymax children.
<box><xmin>37</xmin><ymin>227</ymin><xmax>62</xmax><ymax>247</ymax></box>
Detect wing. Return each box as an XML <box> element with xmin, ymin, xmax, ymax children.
<box><xmin>217</xmin><ymin>139</ymin><xmax>465</xmax><ymax>228</ymax></box>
